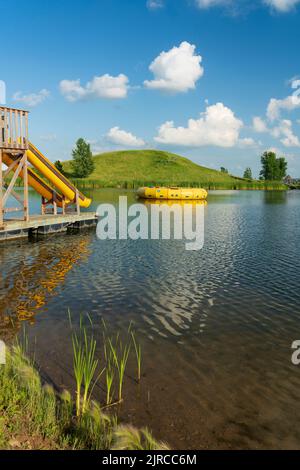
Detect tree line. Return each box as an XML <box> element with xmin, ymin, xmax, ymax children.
<box><xmin>222</xmin><ymin>151</ymin><xmax>288</xmax><ymax>181</ymax></box>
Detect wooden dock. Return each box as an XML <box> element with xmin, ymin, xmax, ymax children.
<box><xmin>0</xmin><ymin>212</ymin><xmax>98</xmax><ymax>241</ymax></box>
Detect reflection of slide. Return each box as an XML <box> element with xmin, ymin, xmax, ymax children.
<box><xmin>0</xmin><ymin>237</ymin><xmax>91</xmax><ymax>325</ymax></box>
<box><xmin>2</xmin><ymin>142</ymin><xmax>91</xmax><ymax>208</ymax></box>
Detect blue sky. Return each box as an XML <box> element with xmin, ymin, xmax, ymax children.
<box><xmin>1</xmin><ymin>0</ymin><xmax>300</xmax><ymax>177</ymax></box>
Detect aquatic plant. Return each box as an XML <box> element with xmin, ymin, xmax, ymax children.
<box><xmin>131</xmin><ymin>331</ymin><xmax>142</xmax><ymax>382</ymax></box>
<box><xmin>71</xmin><ymin>322</ymin><xmax>85</xmax><ymax>417</ymax></box>
<box><xmin>82</xmin><ymin>329</ymin><xmax>99</xmax><ymax>414</ymax></box>
<box><xmin>108</xmin><ymin>337</ymin><xmax>131</xmax><ymax>403</ymax></box>
<box><xmin>70</xmin><ymin>314</ymin><xmax>102</xmax><ymax>416</ymax></box>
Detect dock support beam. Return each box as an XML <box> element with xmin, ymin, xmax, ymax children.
<box><xmin>23</xmin><ymin>151</ymin><xmax>29</xmax><ymax>222</ymax></box>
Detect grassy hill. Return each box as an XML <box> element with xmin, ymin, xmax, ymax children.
<box><xmin>63</xmin><ymin>149</ymin><xmax>286</xmax><ymax>190</ymax></box>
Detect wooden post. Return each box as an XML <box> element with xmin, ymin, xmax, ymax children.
<box><xmin>62</xmin><ymin>197</ymin><xmax>66</xmax><ymax>215</ymax></box>
<box><xmin>76</xmin><ymin>189</ymin><xmax>80</xmax><ymax>215</ymax></box>
<box><xmin>41</xmin><ymin>196</ymin><xmax>46</xmax><ymax>215</ymax></box>
<box><xmin>0</xmin><ymin>149</ymin><xmax>3</xmax><ymax>229</ymax></box>
<box><xmin>53</xmin><ymin>191</ymin><xmax>57</xmax><ymax>215</ymax></box>
<box><xmin>23</xmin><ymin>151</ymin><xmax>29</xmax><ymax>221</ymax></box>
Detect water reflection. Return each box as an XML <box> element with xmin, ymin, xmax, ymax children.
<box><xmin>0</xmin><ymin>236</ymin><xmax>92</xmax><ymax>332</ymax></box>
<box><xmin>1</xmin><ymin>189</ymin><xmax>300</xmax><ymax>449</ymax></box>
<box><xmin>264</xmin><ymin>191</ymin><xmax>288</xmax><ymax>204</ymax></box>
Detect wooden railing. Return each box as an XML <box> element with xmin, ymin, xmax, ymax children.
<box><xmin>0</xmin><ymin>106</ymin><xmax>29</xmax><ymax>151</ymax></box>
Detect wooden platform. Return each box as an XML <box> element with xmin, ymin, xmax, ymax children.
<box><xmin>0</xmin><ymin>212</ymin><xmax>98</xmax><ymax>241</ymax></box>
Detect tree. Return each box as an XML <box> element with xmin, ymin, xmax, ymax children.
<box><xmin>243</xmin><ymin>167</ymin><xmax>253</xmax><ymax>180</ymax></box>
<box><xmin>260</xmin><ymin>151</ymin><xmax>288</xmax><ymax>181</ymax></box>
<box><xmin>54</xmin><ymin>160</ymin><xmax>65</xmax><ymax>175</ymax></box>
<box><xmin>71</xmin><ymin>138</ymin><xmax>95</xmax><ymax>178</ymax></box>
<box><xmin>220</xmin><ymin>167</ymin><xmax>228</xmax><ymax>174</ymax></box>
<box><xmin>277</xmin><ymin>157</ymin><xmax>288</xmax><ymax>180</ymax></box>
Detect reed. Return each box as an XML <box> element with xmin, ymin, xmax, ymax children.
<box><xmin>71</xmin><ymin>328</ymin><xmax>85</xmax><ymax>417</ymax></box>
<box><xmin>131</xmin><ymin>331</ymin><xmax>142</xmax><ymax>382</ymax></box>
<box><xmin>71</xmin><ymin>177</ymin><xmax>287</xmax><ymax>191</ymax></box>
<box><xmin>105</xmin><ymin>364</ymin><xmax>114</xmax><ymax>406</ymax></box>
<box><xmin>103</xmin><ymin>324</ymin><xmax>114</xmax><ymax>405</ymax></box>
<box><xmin>70</xmin><ymin>314</ymin><xmax>100</xmax><ymax>417</ymax></box>
<box><xmin>108</xmin><ymin>337</ymin><xmax>131</xmax><ymax>402</ymax></box>
<box><xmin>82</xmin><ymin>329</ymin><xmax>98</xmax><ymax>414</ymax></box>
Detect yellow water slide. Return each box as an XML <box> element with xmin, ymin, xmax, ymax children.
<box><xmin>2</xmin><ymin>142</ymin><xmax>91</xmax><ymax>208</ymax></box>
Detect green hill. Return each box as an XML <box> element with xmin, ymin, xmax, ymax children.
<box><xmin>63</xmin><ymin>149</ymin><xmax>286</xmax><ymax>190</ymax></box>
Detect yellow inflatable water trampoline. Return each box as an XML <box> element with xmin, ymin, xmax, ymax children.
<box><xmin>137</xmin><ymin>186</ymin><xmax>208</xmax><ymax>200</ymax></box>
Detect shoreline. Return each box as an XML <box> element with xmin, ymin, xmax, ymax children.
<box><xmin>70</xmin><ymin>180</ymin><xmax>288</xmax><ymax>191</ymax></box>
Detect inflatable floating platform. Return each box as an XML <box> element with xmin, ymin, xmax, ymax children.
<box><xmin>137</xmin><ymin>186</ymin><xmax>208</xmax><ymax>201</ymax></box>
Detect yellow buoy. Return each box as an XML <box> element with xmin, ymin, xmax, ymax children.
<box><xmin>137</xmin><ymin>186</ymin><xmax>208</xmax><ymax>201</ymax></box>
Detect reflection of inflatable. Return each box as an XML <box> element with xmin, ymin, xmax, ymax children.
<box><xmin>0</xmin><ymin>238</ymin><xmax>91</xmax><ymax>329</ymax></box>
<box><xmin>137</xmin><ymin>186</ymin><xmax>208</xmax><ymax>200</ymax></box>
<box><xmin>143</xmin><ymin>199</ymin><xmax>207</xmax><ymax>207</ymax></box>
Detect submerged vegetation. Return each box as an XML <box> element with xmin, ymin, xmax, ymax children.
<box><xmin>0</xmin><ymin>319</ymin><xmax>168</xmax><ymax>450</ymax></box>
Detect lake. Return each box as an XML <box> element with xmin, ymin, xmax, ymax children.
<box><xmin>1</xmin><ymin>189</ymin><xmax>300</xmax><ymax>449</ymax></box>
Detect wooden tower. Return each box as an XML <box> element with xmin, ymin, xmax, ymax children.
<box><xmin>0</xmin><ymin>106</ymin><xmax>29</xmax><ymax>229</ymax></box>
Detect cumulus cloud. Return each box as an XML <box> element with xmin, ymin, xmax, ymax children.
<box><xmin>59</xmin><ymin>74</ymin><xmax>129</xmax><ymax>102</ymax></box>
<box><xmin>12</xmin><ymin>89</ymin><xmax>50</xmax><ymax>107</ymax></box>
<box><xmin>144</xmin><ymin>41</ymin><xmax>204</xmax><ymax>93</ymax></box>
<box><xmin>253</xmin><ymin>116</ymin><xmax>268</xmax><ymax>133</ymax></box>
<box><xmin>272</xmin><ymin>119</ymin><xmax>300</xmax><ymax>147</ymax></box>
<box><xmin>146</xmin><ymin>0</ymin><xmax>164</xmax><ymax>9</ymax></box>
<box><xmin>264</xmin><ymin>0</ymin><xmax>300</xmax><ymax>12</ymax></box>
<box><xmin>106</xmin><ymin>127</ymin><xmax>145</xmax><ymax>147</ymax></box>
<box><xmin>267</xmin><ymin>94</ymin><xmax>300</xmax><ymax>121</ymax></box>
<box><xmin>154</xmin><ymin>102</ymin><xmax>245</xmax><ymax>147</ymax></box>
<box><xmin>253</xmin><ymin>115</ymin><xmax>300</xmax><ymax>147</ymax></box>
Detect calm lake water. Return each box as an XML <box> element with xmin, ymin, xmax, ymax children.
<box><xmin>1</xmin><ymin>189</ymin><xmax>300</xmax><ymax>449</ymax></box>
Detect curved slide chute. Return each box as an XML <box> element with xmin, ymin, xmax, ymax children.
<box><xmin>2</xmin><ymin>142</ymin><xmax>91</xmax><ymax>209</ymax></box>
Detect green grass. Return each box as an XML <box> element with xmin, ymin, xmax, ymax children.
<box><xmin>0</xmin><ymin>340</ymin><xmax>168</xmax><ymax>450</ymax></box>
<box><xmin>61</xmin><ymin>149</ymin><xmax>287</xmax><ymax>190</ymax></box>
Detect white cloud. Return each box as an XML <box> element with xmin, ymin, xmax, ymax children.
<box><xmin>267</xmin><ymin>94</ymin><xmax>300</xmax><ymax>120</ymax></box>
<box><xmin>154</xmin><ymin>102</ymin><xmax>244</xmax><ymax>147</ymax></box>
<box><xmin>264</xmin><ymin>0</ymin><xmax>300</xmax><ymax>12</ymax></box>
<box><xmin>196</xmin><ymin>0</ymin><xmax>300</xmax><ymax>12</ymax></box>
<box><xmin>106</xmin><ymin>127</ymin><xmax>145</xmax><ymax>147</ymax></box>
<box><xmin>253</xmin><ymin>115</ymin><xmax>300</xmax><ymax>147</ymax></box>
<box><xmin>144</xmin><ymin>41</ymin><xmax>204</xmax><ymax>93</ymax></box>
<box><xmin>239</xmin><ymin>137</ymin><xmax>256</xmax><ymax>147</ymax></box>
<box><xmin>272</xmin><ymin>119</ymin><xmax>300</xmax><ymax>147</ymax></box>
<box><xmin>253</xmin><ymin>116</ymin><xmax>268</xmax><ymax>133</ymax></box>
<box><xmin>59</xmin><ymin>74</ymin><xmax>129</xmax><ymax>102</ymax></box>
<box><xmin>147</xmin><ymin>0</ymin><xmax>164</xmax><ymax>9</ymax></box>
<box><xmin>196</xmin><ymin>0</ymin><xmax>231</xmax><ymax>8</ymax></box>
<box><xmin>12</xmin><ymin>89</ymin><xmax>50</xmax><ymax>107</ymax></box>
